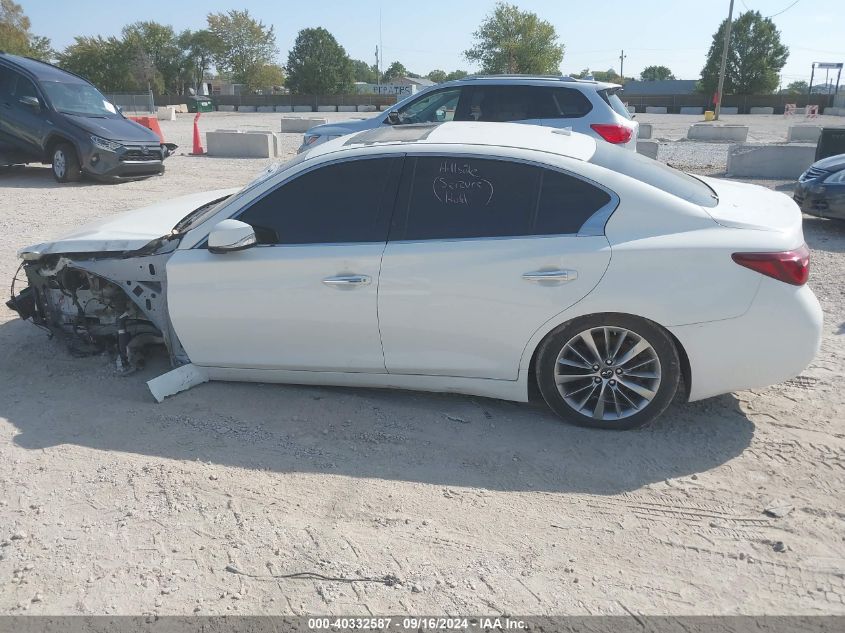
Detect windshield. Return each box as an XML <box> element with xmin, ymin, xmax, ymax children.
<box><xmin>591</xmin><ymin>142</ymin><xmax>718</xmax><ymax>207</ymax></box>
<box><xmin>173</xmin><ymin>153</ymin><xmax>313</xmax><ymax>233</ymax></box>
<box><xmin>40</xmin><ymin>81</ymin><xmax>120</xmax><ymax>117</ymax></box>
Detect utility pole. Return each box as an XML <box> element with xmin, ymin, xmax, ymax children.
<box><xmin>375</xmin><ymin>45</ymin><xmax>380</xmax><ymax>87</ymax></box>
<box><xmin>619</xmin><ymin>50</ymin><xmax>627</xmax><ymax>82</ymax></box>
<box><xmin>714</xmin><ymin>0</ymin><xmax>735</xmax><ymax>120</ymax></box>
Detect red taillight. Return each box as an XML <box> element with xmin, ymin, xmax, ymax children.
<box><xmin>732</xmin><ymin>244</ymin><xmax>810</xmax><ymax>286</ymax></box>
<box><xmin>590</xmin><ymin>123</ymin><xmax>633</xmax><ymax>144</ymax></box>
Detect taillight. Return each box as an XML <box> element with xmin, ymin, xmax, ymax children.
<box><xmin>590</xmin><ymin>123</ymin><xmax>633</xmax><ymax>144</ymax></box>
<box><xmin>731</xmin><ymin>244</ymin><xmax>810</xmax><ymax>286</ymax></box>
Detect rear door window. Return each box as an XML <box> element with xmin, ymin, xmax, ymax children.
<box><xmin>0</xmin><ymin>66</ymin><xmax>14</xmax><ymax>99</ymax></box>
<box><xmin>395</xmin><ymin>156</ymin><xmax>613</xmax><ymax>240</ymax></box>
<box><xmin>600</xmin><ymin>88</ymin><xmax>632</xmax><ymax>120</ymax></box>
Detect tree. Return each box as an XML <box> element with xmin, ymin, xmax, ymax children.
<box><xmin>640</xmin><ymin>65</ymin><xmax>675</xmax><ymax>81</ymax></box>
<box><xmin>0</xmin><ymin>0</ymin><xmax>52</xmax><ymax>59</ymax></box>
<box><xmin>207</xmin><ymin>10</ymin><xmax>278</xmax><ymax>86</ymax></box>
<box><xmin>382</xmin><ymin>61</ymin><xmax>407</xmax><ymax>82</ymax></box>
<box><xmin>244</xmin><ymin>63</ymin><xmax>285</xmax><ymax>92</ymax></box>
<box><xmin>286</xmin><ymin>27</ymin><xmax>354</xmax><ymax>95</ymax></box>
<box><xmin>699</xmin><ymin>10</ymin><xmax>788</xmax><ymax>94</ymax></box>
<box><xmin>781</xmin><ymin>80</ymin><xmax>808</xmax><ymax>95</ymax></box>
<box><xmin>445</xmin><ymin>69</ymin><xmax>469</xmax><ymax>81</ymax></box>
<box><xmin>178</xmin><ymin>29</ymin><xmax>220</xmax><ymax>92</ymax></box>
<box><xmin>122</xmin><ymin>21</ymin><xmax>182</xmax><ymax>93</ymax></box>
<box><xmin>464</xmin><ymin>2</ymin><xmax>563</xmax><ymax>74</ymax></box>
<box><xmin>57</xmin><ymin>36</ymin><xmax>138</xmax><ymax>92</ymax></box>
<box><xmin>427</xmin><ymin>69</ymin><xmax>447</xmax><ymax>83</ymax></box>
<box><xmin>351</xmin><ymin>58</ymin><xmax>378</xmax><ymax>83</ymax></box>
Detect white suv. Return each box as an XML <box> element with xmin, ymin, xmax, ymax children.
<box><xmin>299</xmin><ymin>75</ymin><xmax>638</xmax><ymax>152</ymax></box>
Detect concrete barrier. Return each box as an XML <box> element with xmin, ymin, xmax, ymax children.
<box><xmin>237</xmin><ymin>105</ymin><xmax>257</xmax><ymax>112</ymax></box>
<box><xmin>156</xmin><ymin>106</ymin><xmax>176</xmax><ymax>121</ymax></box>
<box><xmin>257</xmin><ymin>106</ymin><xmax>275</xmax><ymax>113</ymax></box>
<box><xmin>638</xmin><ymin>123</ymin><xmax>652</xmax><ymax>139</ymax></box>
<box><xmin>357</xmin><ymin>105</ymin><xmax>377</xmax><ymax>112</ymax></box>
<box><xmin>726</xmin><ymin>143</ymin><xmax>816</xmax><ymax>179</ymax></box>
<box><xmin>824</xmin><ymin>107</ymin><xmax>844</xmax><ymax>116</ymax></box>
<box><xmin>719</xmin><ymin>106</ymin><xmax>739</xmax><ymax>115</ymax></box>
<box><xmin>174</xmin><ymin>104</ymin><xmax>188</xmax><ymax>114</ymax></box>
<box><xmin>338</xmin><ymin>105</ymin><xmax>357</xmax><ymax>112</ymax></box>
<box><xmin>275</xmin><ymin>105</ymin><xmax>293</xmax><ymax>112</ymax></box>
<box><xmin>206</xmin><ymin>130</ymin><xmax>275</xmax><ymax>158</ymax></box>
<box><xmin>645</xmin><ymin>106</ymin><xmax>668</xmax><ymax>114</ymax></box>
<box><xmin>680</xmin><ymin>107</ymin><xmax>704</xmax><ymax>115</ymax></box>
<box><xmin>687</xmin><ymin>123</ymin><xmax>749</xmax><ymax>141</ymax></box>
<box><xmin>279</xmin><ymin>117</ymin><xmax>329</xmax><ymax>133</ymax></box>
<box><xmin>293</xmin><ymin>105</ymin><xmax>312</xmax><ymax>112</ymax></box>
<box><xmin>636</xmin><ymin>140</ymin><xmax>659</xmax><ymax>159</ymax></box>
<box><xmin>217</xmin><ymin>105</ymin><xmax>236</xmax><ymax>112</ymax></box>
<box><xmin>317</xmin><ymin>105</ymin><xmax>337</xmax><ymax>112</ymax></box>
<box><xmin>379</xmin><ymin>105</ymin><xmax>391</xmax><ymax>111</ymax></box>
<box><xmin>787</xmin><ymin>125</ymin><xmax>822</xmax><ymax>143</ymax></box>
<box><xmin>749</xmin><ymin>107</ymin><xmax>775</xmax><ymax>115</ymax></box>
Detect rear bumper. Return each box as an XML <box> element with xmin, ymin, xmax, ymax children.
<box><xmin>669</xmin><ymin>279</ymin><xmax>823</xmax><ymax>402</ymax></box>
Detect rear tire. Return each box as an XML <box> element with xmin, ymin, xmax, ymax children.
<box><xmin>52</xmin><ymin>143</ymin><xmax>81</xmax><ymax>183</ymax></box>
<box><xmin>536</xmin><ymin>313</ymin><xmax>680</xmax><ymax>430</ymax></box>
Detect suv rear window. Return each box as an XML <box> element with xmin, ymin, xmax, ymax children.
<box><xmin>600</xmin><ymin>88</ymin><xmax>632</xmax><ymax>120</ymax></box>
<box><xmin>590</xmin><ymin>143</ymin><xmax>718</xmax><ymax>208</ymax></box>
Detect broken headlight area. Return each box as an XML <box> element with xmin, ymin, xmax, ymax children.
<box><xmin>9</xmin><ymin>258</ymin><xmax>166</xmax><ymax>371</ymax></box>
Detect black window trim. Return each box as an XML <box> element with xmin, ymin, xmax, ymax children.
<box><xmin>389</xmin><ymin>152</ymin><xmax>619</xmax><ymax>244</ymax></box>
<box><xmin>198</xmin><ymin>153</ymin><xmax>406</xmax><ymax>249</ymax></box>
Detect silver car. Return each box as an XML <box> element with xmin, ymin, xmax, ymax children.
<box><xmin>299</xmin><ymin>75</ymin><xmax>639</xmax><ymax>152</ymax></box>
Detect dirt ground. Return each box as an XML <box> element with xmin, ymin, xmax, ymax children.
<box><xmin>0</xmin><ymin>113</ymin><xmax>843</xmax><ymax>616</ymax></box>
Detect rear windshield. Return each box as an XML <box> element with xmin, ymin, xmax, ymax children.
<box><xmin>591</xmin><ymin>142</ymin><xmax>718</xmax><ymax>208</ymax></box>
<box><xmin>600</xmin><ymin>88</ymin><xmax>632</xmax><ymax>120</ymax></box>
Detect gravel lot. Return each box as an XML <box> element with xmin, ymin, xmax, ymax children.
<box><xmin>0</xmin><ymin>113</ymin><xmax>843</xmax><ymax>616</ymax></box>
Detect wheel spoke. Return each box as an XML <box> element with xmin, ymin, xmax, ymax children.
<box><xmin>592</xmin><ymin>383</ymin><xmax>607</xmax><ymax>419</ymax></box>
<box><xmin>555</xmin><ymin>373</ymin><xmax>593</xmax><ymax>384</ymax></box>
<box><xmin>623</xmin><ymin>370</ymin><xmax>660</xmax><ymax>379</ymax></box>
<box><xmin>617</xmin><ymin>377</ymin><xmax>656</xmax><ymax>401</ymax></box>
<box><xmin>558</xmin><ymin>356</ymin><xmax>592</xmax><ymax>370</ymax></box>
<box><xmin>611</xmin><ymin>386</ymin><xmax>622</xmax><ymax>418</ymax></box>
<box><xmin>610</xmin><ymin>330</ymin><xmax>627</xmax><ymax>360</ymax></box>
<box><xmin>575</xmin><ymin>382</ymin><xmax>599</xmax><ymax>411</ymax></box>
<box><xmin>615</xmin><ymin>338</ymin><xmax>650</xmax><ymax>366</ymax></box>
<box><xmin>579</xmin><ymin>330</ymin><xmax>603</xmax><ymax>365</ymax></box>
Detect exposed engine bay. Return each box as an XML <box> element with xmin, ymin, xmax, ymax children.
<box><xmin>7</xmin><ymin>246</ymin><xmax>187</xmax><ymax>372</ymax></box>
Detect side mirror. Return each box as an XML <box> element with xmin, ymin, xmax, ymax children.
<box><xmin>386</xmin><ymin>110</ymin><xmax>400</xmax><ymax>125</ymax></box>
<box><xmin>19</xmin><ymin>95</ymin><xmax>40</xmax><ymax>111</ymax></box>
<box><xmin>208</xmin><ymin>219</ymin><xmax>257</xmax><ymax>254</ymax></box>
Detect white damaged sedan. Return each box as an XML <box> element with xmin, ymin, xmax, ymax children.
<box><xmin>8</xmin><ymin>122</ymin><xmax>823</xmax><ymax>430</ymax></box>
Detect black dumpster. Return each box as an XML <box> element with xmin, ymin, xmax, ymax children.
<box><xmin>816</xmin><ymin>127</ymin><xmax>845</xmax><ymax>161</ymax></box>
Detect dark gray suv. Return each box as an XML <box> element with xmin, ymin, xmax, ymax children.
<box><xmin>0</xmin><ymin>52</ymin><xmax>172</xmax><ymax>183</ymax></box>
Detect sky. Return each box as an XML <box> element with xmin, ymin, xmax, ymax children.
<box><xmin>20</xmin><ymin>0</ymin><xmax>845</xmax><ymax>87</ymax></box>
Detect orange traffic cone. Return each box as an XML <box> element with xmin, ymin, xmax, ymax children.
<box><xmin>190</xmin><ymin>112</ymin><xmax>205</xmax><ymax>155</ymax></box>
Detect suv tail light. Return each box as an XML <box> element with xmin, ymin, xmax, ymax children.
<box><xmin>731</xmin><ymin>244</ymin><xmax>810</xmax><ymax>286</ymax></box>
<box><xmin>590</xmin><ymin>123</ymin><xmax>633</xmax><ymax>144</ymax></box>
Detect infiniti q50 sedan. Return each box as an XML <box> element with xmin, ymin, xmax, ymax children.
<box><xmin>8</xmin><ymin>122</ymin><xmax>822</xmax><ymax>430</ymax></box>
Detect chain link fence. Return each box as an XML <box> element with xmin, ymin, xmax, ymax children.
<box><xmin>104</xmin><ymin>91</ymin><xmax>155</xmax><ymax>114</ymax></box>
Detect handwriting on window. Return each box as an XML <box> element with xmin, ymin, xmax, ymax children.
<box><xmin>432</xmin><ymin>160</ymin><xmax>494</xmax><ymax>206</ymax></box>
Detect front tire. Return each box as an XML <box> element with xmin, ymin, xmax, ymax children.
<box><xmin>52</xmin><ymin>143</ymin><xmax>82</xmax><ymax>183</ymax></box>
<box><xmin>536</xmin><ymin>314</ymin><xmax>680</xmax><ymax>430</ymax></box>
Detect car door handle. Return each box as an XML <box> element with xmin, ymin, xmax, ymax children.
<box><xmin>322</xmin><ymin>274</ymin><xmax>372</xmax><ymax>287</ymax></box>
<box><xmin>522</xmin><ymin>269</ymin><xmax>578</xmax><ymax>283</ymax></box>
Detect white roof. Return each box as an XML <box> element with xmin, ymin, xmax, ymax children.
<box><xmin>309</xmin><ymin>122</ymin><xmax>598</xmax><ymax>163</ymax></box>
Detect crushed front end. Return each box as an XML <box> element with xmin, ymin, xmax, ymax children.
<box><xmin>7</xmin><ymin>247</ymin><xmax>187</xmax><ymax>371</ymax></box>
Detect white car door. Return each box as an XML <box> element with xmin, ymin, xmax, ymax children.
<box><xmin>378</xmin><ymin>155</ymin><xmax>615</xmax><ymax>380</ymax></box>
<box><xmin>166</xmin><ymin>156</ymin><xmax>402</xmax><ymax>372</ymax></box>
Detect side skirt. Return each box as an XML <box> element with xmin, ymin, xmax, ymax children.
<box><xmin>148</xmin><ymin>365</ymin><xmax>530</xmax><ymax>403</ymax></box>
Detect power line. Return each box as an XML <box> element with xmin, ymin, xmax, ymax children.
<box><xmin>767</xmin><ymin>0</ymin><xmax>802</xmax><ymax>18</ymax></box>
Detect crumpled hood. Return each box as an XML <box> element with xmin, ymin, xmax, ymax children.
<box><xmin>307</xmin><ymin>116</ymin><xmax>383</xmax><ymax>137</ymax></box>
<box><xmin>59</xmin><ymin>112</ymin><xmax>161</xmax><ymax>143</ymax></box>
<box><xmin>19</xmin><ymin>188</ymin><xmax>239</xmax><ymax>258</ymax></box>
